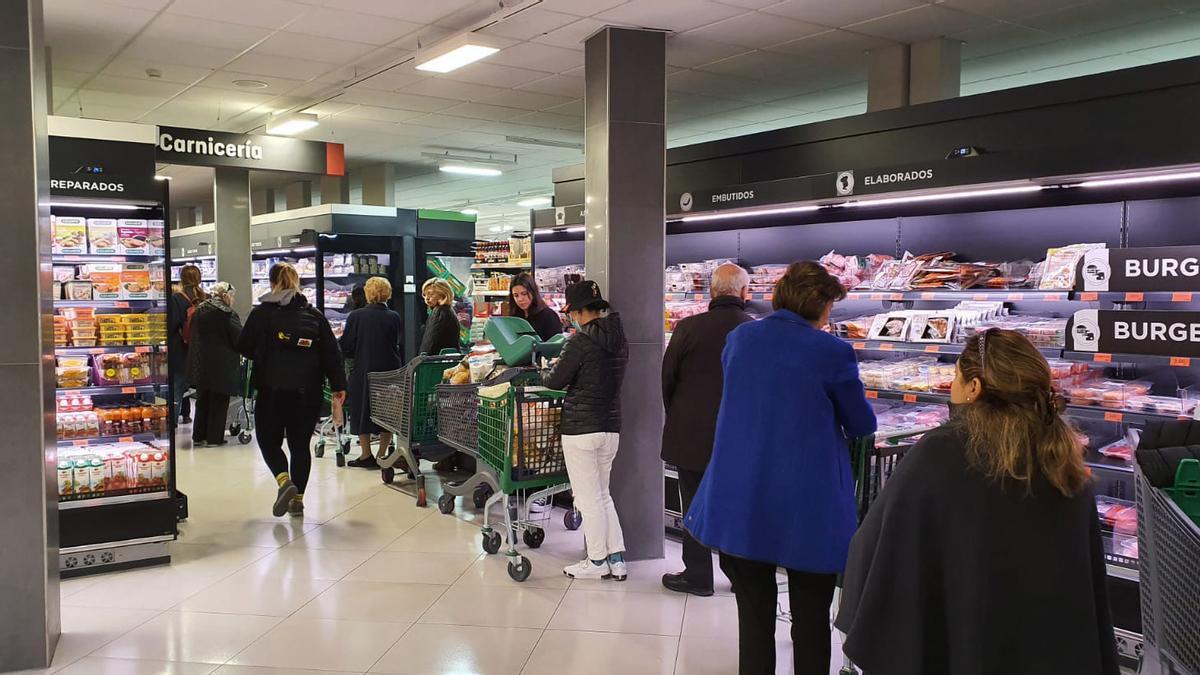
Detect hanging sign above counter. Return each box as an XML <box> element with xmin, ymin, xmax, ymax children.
<box><xmin>156</xmin><ymin>126</ymin><xmax>344</xmax><ymax>175</ymax></box>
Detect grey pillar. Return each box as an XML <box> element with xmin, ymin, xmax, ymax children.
<box><xmin>362</xmin><ymin>163</ymin><xmax>395</xmax><ymax>206</ymax></box>
<box><xmin>909</xmin><ymin>37</ymin><xmax>961</xmax><ymax>105</ymax></box>
<box><xmin>0</xmin><ymin>0</ymin><xmax>60</xmax><ymax>669</ymax></box>
<box><xmin>583</xmin><ymin>26</ymin><xmax>666</xmax><ymax>561</ymax></box>
<box><xmin>320</xmin><ymin>175</ymin><xmax>350</xmax><ymax>205</ymax></box>
<box><xmin>251</xmin><ymin>189</ymin><xmax>275</xmax><ymax>216</ymax></box>
<box><xmin>867</xmin><ymin>43</ymin><xmax>910</xmax><ymax>112</ymax></box>
<box><xmin>173</xmin><ymin>206</ymin><xmax>196</xmax><ymax>229</ymax></box>
<box><xmin>214</xmin><ymin>168</ymin><xmax>252</xmax><ymax>317</ymax></box>
<box><xmin>200</xmin><ymin>201</ymin><xmax>215</xmax><ymax>226</ymax></box>
<box><xmin>286</xmin><ymin>180</ymin><xmax>312</xmax><ymax>210</ymax></box>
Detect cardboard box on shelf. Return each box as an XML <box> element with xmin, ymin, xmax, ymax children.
<box><xmin>87</xmin><ymin>219</ymin><xmax>119</xmax><ymax>255</ymax></box>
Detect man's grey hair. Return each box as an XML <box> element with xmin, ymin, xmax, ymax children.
<box><xmin>211</xmin><ymin>281</ymin><xmax>234</xmax><ymax>297</ymax></box>
<box><xmin>711</xmin><ymin>263</ymin><xmax>749</xmax><ymax>298</ymax></box>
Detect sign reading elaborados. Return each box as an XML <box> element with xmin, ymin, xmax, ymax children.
<box><xmin>1078</xmin><ymin>246</ymin><xmax>1200</xmax><ymax>292</ymax></box>
<box><xmin>155</xmin><ymin>126</ymin><xmax>344</xmax><ymax>175</ymax></box>
<box><xmin>1068</xmin><ymin>309</ymin><xmax>1200</xmax><ymax>357</ymax></box>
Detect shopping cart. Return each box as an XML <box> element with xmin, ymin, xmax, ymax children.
<box><xmin>226</xmin><ymin>358</ymin><xmax>254</xmax><ymax>445</ymax></box>
<box><xmin>1136</xmin><ymin>458</ymin><xmax>1200</xmax><ymax>674</ymax></box>
<box><xmin>368</xmin><ymin>353</ymin><xmax>462</xmax><ymax>507</ymax></box>
<box><xmin>837</xmin><ymin>428</ymin><xmax>928</xmax><ymax>675</ymax></box>
<box><xmin>315</xmin><ymin>361</ymin><xmax>353</xmax><ymax>466</ymax></box>
<box><xmin>474</xmin><ymin>383</ymin><xmax>580</xmax><ymax>582</ymax></box>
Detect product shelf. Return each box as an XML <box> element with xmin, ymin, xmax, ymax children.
<box><xmin>472</xmin><ymin>290</ymin><xmax>512</xmax><ymax>297</ymax></box>
<box><xmin>664</xmin><ymin>291</ymin><xmax>774</xmax><ymax>301</ymax></box>
<box><xmin>58</xmin><ymin>489</ymin><xmax>170</xmax><ymax>510</ymax></box>
<box><xmin>864</xmin><ymin>388</ymin><xmax>951</xmax><ymax>405</ymax></box>
<box><xmin>865</xmin><ymin>387</ymin><xmax>1184</xmax><ymax>426</ymax></box>
<box><xmin>844</xmin><ymin>289</ymin><xmax>1071</xmax><ymax>302</ymax></box>
<box><xmin>1074</xmin><ymin>291</ymin><xmax>1199</xmax><ymax>304</ymax></box>
<box><xmin>57</xmin><ymin>299</ymin><xmax>163</xmax><ymax>309</ymax></box>
<box><xmin>471</xmin><ymin>262</ymin><xmax>531</xmax><ymax>270</ymax></box>
<box><xmin>848</xmin><ymin>339</ymin><xmax>1063</xmax><ymax>358</ymax></box>
<box><xmin>58</xmin><ymin>385</ymin><xmax>158</xmax><ymax>396</ymax></box>
<box><xmin>58</xmin><ymin>432</ymin><xmax>159</xmax><ymax>447</ymax></box>
<box><xmin>56</xmin><ymin>345</ymin><xmax>160</xmax><ymax>355</ymax></box>
<box><xmin>53</xmin><ymin>254</ymin><xmax>161</xmax><ymax>264</ymax></box>
<box><xmin>1086</xmin><ymin>450</ymin><xmax>1134</xmax><ymax>474</ymax></box>
<box><xmin>1061</xmin><ymin>350</ymin><xmax>1197</xmax><ymax>368</ymax></box>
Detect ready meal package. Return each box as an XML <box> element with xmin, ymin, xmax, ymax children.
<box><xmin>88</xmin><ymin>264</ymin><xmax>122</xmax><ymax>300</ymax></box>
<box><xmin>120</xmin><ymin>264</ymin><xmax>152</xmax><ymax>299</ymax></box>
<box><xmin>117</xmin><ymin>219</ymin><xmax>150</xmax><ymax>255</ymax></box>
<box><xmin>87</xmin><ymin>219</ymin><xmax>119</xmax><ymax>255</ymax></box>
<box><xmin>53</xmin><ymin>216</ymin><xmax>87</xmax><ymax>254</ymax></box>
<box><xmin>147</xmin><ymin>220</ymin><xmax>165</xmax><ymax>254</ymax></box>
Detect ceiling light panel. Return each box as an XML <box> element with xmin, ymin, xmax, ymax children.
<box><xmin>415</xmin><ymin>33</ymin><xmax>504</xmax><ymax>73</ymax></box>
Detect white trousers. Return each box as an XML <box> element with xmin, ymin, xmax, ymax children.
<box><xmin>561</xmin><ymin>432</ymin><xmax>625</xmax><ymax>561</ymax></box>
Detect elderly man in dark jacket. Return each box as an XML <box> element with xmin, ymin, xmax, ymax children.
<box><xmin>661</xmin><ymin>263</ymin><xmax>753</xmax><ymax>596</ymax></box>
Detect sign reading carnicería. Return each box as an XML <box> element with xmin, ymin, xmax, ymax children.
<box><xmin>156</xmin><ymin>126</ymin><xmax>344</xmax><ymax>175</ymax></box>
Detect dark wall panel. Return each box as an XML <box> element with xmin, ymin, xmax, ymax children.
<box><xmin>738</xmin><ymin>218</ymin><xmax>899</xmax><ymax>267</ymax></box>
<box><xmin>1127</xmin><ymin>196</ymin><xmax>1200</xmax><ymax>248</ymax></box>
<box><xmin>899</xmin><ymin>203</ymin><xmax>1123</xmax><ymax>261</ymax></box>
<box><xmin>535</xmin><ymin>239</ymin><xmax>584</xmax><ymax>267</ymax></box>
<box><xmin>666</xmin><ymin>230</ymin><xmax>738</xmax><ymax>265</ymax></box>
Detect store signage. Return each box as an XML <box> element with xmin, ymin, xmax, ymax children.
<box><xmin>863</xmin><ymin>168</ymin><xmax>934</xmax><ymax>188</ymax></box>
<box><xmin>1068</xmin><ymin>309</ymin><xmax>1200</xmax><ymax>357</ymax></box>
<box><xmin>1078</xmin><ymin>246</ymin><xmax>1200</xmax><ymax>292</ymax></box>
<box><xmin>835</xmin><ymin>171</ymin><xmax>855</xmax><ymax>196</ymax></box>
<box><xmin>156</xmin><ymin>126</ymin><xmax>345</xmax><ymax>175</ymax></box>
<box><xmin>49</xmin><ymin>136</ymin><xmax>159</xmax><ymax>201</ymax></box>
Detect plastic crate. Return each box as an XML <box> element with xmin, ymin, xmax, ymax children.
<box><xmin>477</xmin><ymin>386</ymin><xmax>568</xmax><ymax>493</ymax></box>
<box><xmin>436</xmin><ymin>383</ymin><xmax>480</xmax><ymax>454</ymax></box>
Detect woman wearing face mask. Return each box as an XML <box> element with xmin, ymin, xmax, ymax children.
<box><xmin>836</xmin><ymin>328</ymin><xmax>1118</xmax><ymax>675</ymax></box>
<box><xmin>543</xmin><ymin>280</ymin><xmax>629</xmax><ymax>581</ymax></box>
<box><xmin>508</xmin><ymin>273</ymin><xmax>562</xmax><ymax>341</ymax></box>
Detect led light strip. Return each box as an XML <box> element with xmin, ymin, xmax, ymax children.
<box><xmin>680</xmin><ymin>205</ymin><xmax>821</xmax><ymax>223</ymax></box>
<box><xmin>1076</xmin><ymin>170</ymin><xmax>1200</xmax><ymax>188</ymax></box>
<box><xmin>49</xmin><ymin>202</ymin><xmax>145</xmax><ymax>211</ymax></box>
<box><xmin>843</xmin><ymin>184</ymin><xmax>1044</xmax><ymax>208</ymax></box>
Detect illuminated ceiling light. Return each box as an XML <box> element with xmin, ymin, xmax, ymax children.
<box><xmin>844</xmin><ymin>185</ymin><xmax>1043</xmax><ymax>208</ymax></box>
<box><xmin>517</xmin><ymin>196</ymin><xmax>552</xmax><ymax>208</ymax></box>
<box><xmin>460</xmin><ymin>208</ymin><xmax>480</xmax><ymax>215</ymax></box>
<box><xmin>440</xmin><ymin>163</ymin><xmax>503</xmax><ymax>177</ymax></box>
<box><xmin>681</xmin><ymin>205</ymin><xmax>820</xmax><ymax>223</ymax></box>
<box><xmin>265</xmin><ymin>111</ymin><xmax>319</xmax><ymax>136</ymax></box>
<box><xmin>153</xmin><ymin>175</ymin><xmax>172</xmax><ymax>181</ymax></box>
<box><xmin>1076</xmin><ymin>170</ymin><xmax>1200</xmax><ymax>188</ymax></box>
<box><xmin>415</xmin><ymin>33</ymin><xmax>501</xmax><ymax>73</ymax></box>
<box><xmin>488</xmin><ymin>225</ymin><xmax>503</xmax><ymax>233</ymax></box>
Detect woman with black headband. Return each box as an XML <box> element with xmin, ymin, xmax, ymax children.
<box><xmin>837</xmin><ymin>328</ymin><xmax>1118</xmax><ymax>675</ymax></box>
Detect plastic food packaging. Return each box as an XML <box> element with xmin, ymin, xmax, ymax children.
<box><xmin>88</xmin><ymin>264</ymin><xmax>122</xmax><ymax>300</ymax></box>
<box><xmin>53</xmin><ymin>216</ymin><xmax>87</xmax><ymax>254</ymax></box>
<box><xmin>117</xmin><ymin>219</ymin><xmax>150</xmax><ymax>255</ymax></box>
<box><xmin>87</xmin><ymin>219</ymin><xmax>119</xmax><ymax>255</ymax></box>
<box><xmin>1038</xmin><ymin>243</ymin><xmax>1105</xmax><ymax>290</ymax></box>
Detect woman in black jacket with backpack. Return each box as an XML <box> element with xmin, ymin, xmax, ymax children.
<box><xmin>238</xmin><ymin>262</ymin><xmax>346</xmax><ymax>518</ymax></box>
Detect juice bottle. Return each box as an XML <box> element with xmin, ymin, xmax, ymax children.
<box><xmin>140</xmin><ymin>406</ymin><xmax>152</xmax><ymax>435</ymax></box>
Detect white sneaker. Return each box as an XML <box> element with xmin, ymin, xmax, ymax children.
<box><xmin>563</xmin><ymin>558</ymin><xmax>609</xmax><ymax>579</ymax></box>
<box><xmin>606</xmin><ymin>559</ymin><xmax>628</xmax><ymax>581</ymax></box>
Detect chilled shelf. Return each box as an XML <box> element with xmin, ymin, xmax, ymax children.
<box><xmin>57</xmin><ymin>299</ymin><xmax>163</xmax><ymax>309</ymax></box>
<box><xmin>472</xmin><ymin>290</ymin><xmax>512</xmax><ymax>297</ymax></box>
<box><xmin>58</xmin><ymin>490</ymin><xmax>170</xmax><ymax>510</ymax></box>
<box><xmin>57</xmin><ymin>385</ymin><xmax>159</xmax><ymax>396</ymax></box>
<box><xmin>865</xmin><ymin>387</ymin><xmax>1185</xmax><ymax>426</ymax></box>
<box><xmin>845</xmin><ymin>289</ymin><xmax>1072</xmax><ymax>302</ymax></box>
<box><xmin>1062</xmin><ymin>350</ymin><xmax>1197</xmax><ymax>368</ymax></box>
<box><xmin>58</xmin><ymin>432</ymin><xmax>159</xmax><ymax>447</ymax></box>
<box><xmin>56</xmin><ymin>345</ymin><xmax>160</xmax><ymax>355</ymax></box>
<box><xmin>472</xmin><ymin>262</ymin><xmax>531</xmax><ymax>270</ymax></box>
<box><xmin>848</xmin><ymin>339</ymin><xmax>1063</xmax><ymax>358</ymax></box>
<box><xmin>53</xmin><ymin>254</ymin><xmax>162</xmax><ymax>264</ymax></box>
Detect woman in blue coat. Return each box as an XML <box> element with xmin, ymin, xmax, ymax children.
<box><xmin>685</xmin><ymin>260</ymin><xmax>876</xmax><ymax>675</ymax></box>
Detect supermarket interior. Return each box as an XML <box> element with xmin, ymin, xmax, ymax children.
<box><xmin>6</xmin><ymin>0</ymin><xmax>1200</xmax><ymax>673</ymax></box>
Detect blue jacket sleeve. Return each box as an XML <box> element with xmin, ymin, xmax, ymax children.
<box><xmin>827</xmin><ymin>342</ymin><xmax>877</xmax><ymax>438</ymax></box>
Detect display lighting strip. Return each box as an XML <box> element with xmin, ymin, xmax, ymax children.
<box><xmin>48</xmin><ymin>201</ymin><xmax>145</xmax><ymax>211</ymax></box>
<box><xmin>1074</xmin><ymin>169</ymin><xmax>1200</xmax><ymax>189</ymax></box>
<box><xmin>532</xmin><ymin>226</ymin><xmax>585</xmax><ymax>238</ymax></box>
<box><xmin>680</xmin><ymin>204</ymin><xmax>821</xmax><ymax>223</ymax></box>
<box><xmin>841</xmin><ymin>184</ymin><xmax>1045</xmax><ymax>208</ymax></box>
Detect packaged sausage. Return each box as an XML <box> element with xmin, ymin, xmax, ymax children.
<box><xmin>147</xmin><ymin>220</ymin><xmax>165</xmax><ymax>254</ymax></box>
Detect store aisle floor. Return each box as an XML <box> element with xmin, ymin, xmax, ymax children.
<box><xmin>32</xmin><ymin>433</ymin><xmax>843</xmax><ymax>675</ymax></box>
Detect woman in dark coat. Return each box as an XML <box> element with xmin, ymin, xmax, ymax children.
<box><xmin>508</xmin><ymin>273</ymin><xmax>562</xmax><ymax>341</ymax></box>
<box><xmin>185</xmin><ymin>282</ymin><xmax>241</xmax><ymax>446</ymax></box>
<box><xmin>169</xmin><ymin>264</ymin><xmax>207</xmax><ymax>424</ymax></box>
<box><xmin>339</xmin><ymin>277</ymin><xmax>402</xmax><ymax>469</ymax></box>
<box><xmin>419</xmin><ymin>278</ymin><xmax>461</xmax><ymax>356</ymax></box>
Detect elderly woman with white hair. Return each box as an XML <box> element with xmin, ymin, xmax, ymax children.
<box><xmin>186</xmin><ymin>281</ymin><xmax>242</xmax><ymax>447</ymax></box>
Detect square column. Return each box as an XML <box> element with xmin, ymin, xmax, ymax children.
<box><xmin>362</xmin><ymin>164</ymin><xmax>395</xmax><ymax>206</ymax></box>
<box><xmin>583</xmin><ymin>26</ymin><xmax>666</xmax><ymax>561</ymax></box>
<box><xmin>214</xmin><ymin>168</ymin><xmax>253</xmax><ymax>317</ymax></box>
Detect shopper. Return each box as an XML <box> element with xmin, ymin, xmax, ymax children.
<box><xmin>836</xmin><ymin>329</ymin><xmax>1118</xmax><ymax>675</ymax></box>
<box><xmin>543</xmin><ymin>280</ymin><xmax>629</xmax><ymax>581</ymax></box>
<box><xmin>169</xmin><ymin>265</ymin><xmax>207</xmax><ymax>425</ymax></box>
<box><xmin>238</xmin><ymin>262</ymin><xmax>346</xmax><ymax>518</ymax></box>
<box><xmin>419</xmin><ymin>278</ymin><xmax>462</xmax><ymax>356</ymax></box>
<box><xmin>685</xmin><ymin>260</ymin><xmax>876</xmax><ymax>675</ymax></box>
<box><xmin>339</xmin><ymin>277</ymin><xmax>403</xmax><ymax>469</ymax></box>
<box><xmin>185</xmin><ymin>282</ymin><xmax>242</xmax><ymax>447</ymax></box>
<box><xmin>508</xmin><ymin>273</ymin><xmax>562</xmax><ymax>341</ymax></box>
<box><xmin>660</xmin><ymin>263</ymin><xmax>753</xmax><ymax>597</ymax></box>
<box><xmin>344</xmin><ymin>283</ymin><xmax>367</xmax><ymax>313</ymax></box>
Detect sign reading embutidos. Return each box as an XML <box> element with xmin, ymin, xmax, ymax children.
<box><xmin>156</xmin><ymin>126</ymin><xmax>344</xmax><ymax>175</ymax></box>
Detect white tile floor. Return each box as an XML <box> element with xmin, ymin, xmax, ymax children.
<box><xmin>29</xmin><ymin>434</ymin><xmax>851</xmax><ymax>675</ymax></box>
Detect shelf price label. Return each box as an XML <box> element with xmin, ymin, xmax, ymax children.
<box><xmin>878</xmin><ymin>343</ymin><xmax>894</xmax><ymax>351</ymax></box>
<box><xmin>1006</xmin><ymin>293</ymin><xmax>1024</xmax><ymax>301</ymax></box>
<box><xmin>865</xmin><ymin>390</ymin><xmax>879</xmax><ymax>399</ymax></box>
<box><xmin>114</xmin><ymin>301</ymin><xmax>130</xmax><ymax>308</ymax></box>
<box><xmin>923</xmin><ymin>345</ymin><xmax>941</xmax><ymax>353</ymax></box>
<box><xmin>1173</xmin><ymin>292</ymin><xmax>1194</xmax><ymax>302</ymax></box>
<box><xmin>1104</xmin><ymin>412</ymin><xmax>1124</xmax><ymax>423</ymax></box>
<box><xmin>852</xmin><ymin>342</ymin><xmax>866</xmax><ymax>350</ymax></box>
<box><xmin>1170</xmin><ymin>357</ymin><xmax>1192</xmax><ymax>367</ymax></box>
<box><xmin>902</xmin><ymin>394</ymin><xmax>918</xmax><ymax>403</ymax></box>
<box><xmin>119</xmin><ymin>436</ymin><xmax>133</xmax><ymax>442</ymax></box>
<box><xmin>1124</xmin><ymin>292</ymin><xmax>1145</xmax><ymax>302</ymax></box>
<box><xmin>1093</xmin><ymin>353</ymin><xmax>1113</xmax><ymax>363</ymax></box>
<box><xmin>920</xmin><ymin>292</ymin><xmax>936</xmax><ymax>300</ymax></box>
<box><xmin>1079</xmin><ymin>292</ymin><xmax>1099</xmax><ymax>302</ymax></box>
<box><xmin>120</xmin><ymin>387</ymin><xmax>138</xmax><ymax>394</ymax></box>
<box><xmin>869</xmin><ymin>293</ymin><xmax>884</xmax><ymax>300</ymax></box>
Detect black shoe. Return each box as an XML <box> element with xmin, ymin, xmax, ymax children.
<box><xmin>348</xmin><ymin>456</ymin><xmax>379</xmax><ymax>469</ymax></box>
<box><xmin>181</xmin><ymin>417</ymin><xmax>192</xmax><ymax>424</ymax></box>
<box><xmin>432</xmin><ymin>458</ymin><xmax>458</xmax><ymax>472</ymax></box>
<box><xmin>662</xmin><ymin>572</ymin><xmax>714</xmax><ymax>597</ymax></box>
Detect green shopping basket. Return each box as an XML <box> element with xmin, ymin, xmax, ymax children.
<box><xmin>476</xmin><ymin>385</ymin><xmax>569</xmax><ymax>494</ymax></box>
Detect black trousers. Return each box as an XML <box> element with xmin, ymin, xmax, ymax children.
<box><xmin>678</xmin><ymin>467</ymin><xmax>713</xmax><ymax>590</ymax></box>
<box><xmin>718</xmin><ymin>553</ymin><xmax>837</xmax><ymax>675</ymax></box>
<box><xmin>255</xmin><ymin>389</ymin><xmax>320</xmax><ymax>494</ymax></box>
<box><xmin>192</xmin><ymin>389</ymin><xmax>230</xmax><ymax>445</ymax></box>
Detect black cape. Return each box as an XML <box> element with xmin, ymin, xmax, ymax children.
<box><xmin>835</xmin><ymin>424</ymin><xmax>1119</xmax><ymax>675</ymax></box>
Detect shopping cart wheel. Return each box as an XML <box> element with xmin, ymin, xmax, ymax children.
<box><xmin>381</xmin><ymin>467</ymin><xmax>395</xmax><ymax>484</ymax></box>
<box><xmin>437</xmin><ymin>493</ymin><xmax>455</xmax><ymax>514</ymax></box>
<box><xmin>472</xmin><ymin>484</ymin><xmax>493</xmax><ymax>509</ymax></box>
<box><xmin>340</xmin><ymin>438</ymin><xmax>351</xmax><ymax>456</ymax></box>
<box><xmin>238</xmin><ymin>431</ymin><xmax>253</xmax><ymax>444</ymax></box>
<box><xmin>482</xmin><ymin>530</ymin><xmax>502</xmax><ymax>555</ymax></box>
<box><xmin>335</xmin><ymin>453</ymin><xmax>345</xmax><ymax>468</ymax></box>
<box><xmin>229</xmin><ymin>423</ymin><xmax>241</xmax><ymax>436</ymax></box>
<box><xmin>564</xmin><ymin>509</ymin><xmax>583</xmax><ymax>531</ymax></box>
<box><xmin>522</xmin><ymin>527</ymin><xmax>545</xmax><ymax>549</ymax></box>
<box><xmin>315</xmin><ymin>441</ymin><xmax>325</xmax><ymax>458</ymax></box>
<box><xmin>508</xmin><ymin>556</ymin><xmax>532</xmax><ymax>582</ymax></box>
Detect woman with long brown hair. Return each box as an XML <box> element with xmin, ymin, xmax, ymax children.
<box><xmin>169</xmin><ymin>264</ymin><xmax>208</xmax><ymax>425</ymax></box>
<box><xmin>836</xmin><ymin>328</ymin><xmax>1118</xmax><ymax>675</ymax></box>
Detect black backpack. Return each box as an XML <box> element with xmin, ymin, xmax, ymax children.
<box><xmin>255</xmin><ymin>302</ymin><xmax>325</xmax><ymax>393</ymax></box>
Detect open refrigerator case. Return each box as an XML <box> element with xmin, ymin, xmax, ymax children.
<box><xmin>51</xmin><ymin>195</ymin><xmax>177</xmax><ymax>576</ymax></box>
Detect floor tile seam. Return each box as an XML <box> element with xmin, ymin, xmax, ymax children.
<box><xmin>74</xmin><ymin>607</ymin><xmax>169</xmax><ymax>664</ymax></box>
<box><xmin>95</xmin><ymin>611</ymin><xmax>289</xmax><ymax>669</ymax></box>
<box><xmin>362</xmin><ymin>620</ymin><xmax>421</xmax><ymax>675</ymax></box>
<box><xmin>216</xmin><ymin>614</ymin><xmax>386</xmax><ymax>670</ymax></box>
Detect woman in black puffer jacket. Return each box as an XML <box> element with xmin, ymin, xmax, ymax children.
<box><xmin>543</xmin><ymin>280</ymin><xmax>629</xmax><ymax>582</ymax></box>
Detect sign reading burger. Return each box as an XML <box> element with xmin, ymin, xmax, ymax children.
<box><xmin>1068</xmin><ymin>308</ymin><xmax>1200</xmax><ymax>357</ymax></box>
<box><xmin>1077</xmin><ymin>246</ymin><xmax>1200</xmax><ymax>292</ymax></box>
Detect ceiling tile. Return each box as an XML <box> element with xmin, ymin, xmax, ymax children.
<box><xmin>1014</xmin><ymin>0</ymin><xmax>1184</xmax><ymax>36</ymax></box>
<box><xmin>121</xmin><ymin>37</ymin><xmax>244</xmax><ymax>69</ymax></box>
<box><xmin>536</xmin><ymin>0</ymin><xmax>629</xmax><ymax>16</ymax></box>
<box><xmin>685</xmin><ymin>11</ymin><xmax>826</xmax><ymax>48</ymax></box>
<box><xmin>666</xmin><ymin>34</ymin><xmax>754</xmax><ymax>67</ymax></box>
<box><xmin>514</xmin><ymin>73</ymin><xmax>585</xmax><ymax>97</ymax></box>
<box><xmin>488</xmin><ymin>42</ymin><xmax>585</xmax><ymax>73</ymax></box>
<box><xmin>100</xmin><ymin>57</ymin><xmax>212</xmax><ymax>85</ymax></box>
<box><xmin>544</xmin><ymin>98</ymin><xmax>585</xmax><ymax>116</ymax></box>
<box><xmin>337</xmin><ymin>88</ymin><xmax>462</xmax><ymax>112</ymax></box>
<box><xmin>227</xmin><ymin>52</ymin><xmax>339</xmax><ymax>80</ymax></box>
<box><xmin>81</xmin><ymin>74</ymin><xmax>191</xmax><ymax>99</ymax></box>
<box><xmin>713</xmin><ymin>0</ymin><xmax>789</xmax><ymax>8</ymax></box>
<box><xmin>105</xmin><ymin>0</ymin><xmax>172</xmax><ymax>9</ymax></box>
<box><xmin>354</xmin><ymin>64</ymin><xmax>424</xmax><ymax>92</ymax></box>
<box><xmin>666</xmin><ymin>91</ymin><xmax>752</xmax><ymax>117</ymax></box>
<box><xmin>952</xmin><ymin>23</ymin><xmax>1058</xmax><ymax>60</ymax></box>
<box><xmin>478</xmin><ymin>88</ymin><xmax>577</xmax><ymax>111</ymax></box>
<box><xmin>696</xmin><ymin>49</ymin><xmax>822</xmax><ymax>82</ymax></box>
<box><xmin>74</xmin><ymin>88</ymin><xmax>170</xmax><ymax>111</ymax></box>
<box><xmin>201</xmin><ymin>70</ymin><xmax>305</xmax><ymax>94</ymax></box>
<box><xmin>667</xmin><ymin>67</ymin><xmax>800</xmax><ymax>102</ymax></box>
<box><xmin>845</xmin><ymin>4</ymin><xmax>997</xmax><ymax>42</ymax></box>
<box><xmin>59</xmin><ymin>102</ymin><xmax>153</xmax><ymax>122</ymax></box>
<box><xmin>937</xmin><ymin>0</ymin><xmax>1088</xmax><ymax>23</ymax></box>
<box><xmin>766</xmin><ymin>28</ymin><xmax>896</xmax><ymax>61</ymax></box>
<box><xmin>534</xmin><ymin>17</ymin><xmax>613</xmax><ymax>48</ymax></box>
<box><xmin>253</xmin><ymin>32</ymin><xmax>377</xmax><ymax>64</ymax></box>
<box><xmin>282</xmin><ymin>8</ymin><xmax>423</xmax><ymax>46</ymax></box>
<box><xmin>44</xmin><ymin>0</ymin><xmax>156</xmax><ymax>34</ymax></box>
<box><xmin>443</xmin><ymin>102</ymin><xmax>534</xmax><ymax>122</ymax></box>
<box><xmin>50</xmin><ymin>70</ymin><xmax>93</xmax><ymax>88</ymax></box>
<box><xmin>1128</xmin><ymin>35</ymin><xmax>1200</xmax><ymax>65</ymax></box>
<box><xmin>403</xmin><ymin>77</ymin><xmax>507</xmax><ymax>101</ymax></box>
<box><xmin>48</xmin><ymin>43</ymin><xmax>125</xmax><ymax>73</ymax></box>
<box><xmin>339</xmin><ymin>104</ymin><xmax>429</xmax><ymax>123</ymax></box>
<box><xmin>317</xmin><ymin>0</ymin><xmax>478</xmax><ymax>23</ymax></box>
<box><xmin>303</xmin><ymin>100</ymin><xmax>357</xmax><ymax>116</ymax></box>
<box><xmin>140</xmin><ymin>14</ymin><xmax>273</xmax><ymax>52</ymax></box>
<box><xmin>482</xmin><ymin>8</ymin><xmax>582</xmax><ymax>40</ymax></box>
<box><xmin>512</xmin><ymin>110</ymin><xmax>584</xmax><ymax>131</ymax></box>
<box><xmin>438</xmin><ymin>63</ymin><xmax>552</xmax><ymax>88</ymax></box>
<box><xmin>761</xmin><ymin>0</ymin><xmax>927</xmax><ymax>28</ymax></box>
<box><xmin>595</xmin><ymin>0</ymin><xmax>748</xmax><ymax>32</ymax></box>
<box><xmin>165</xmin><ymin>0</ymin><xmax>309</xmax><ymax>30</ymax></box>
